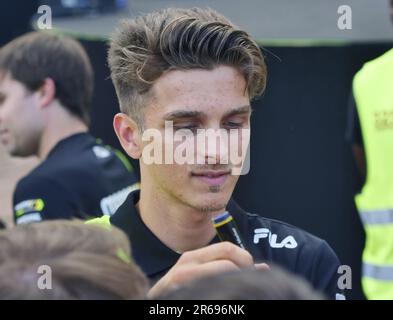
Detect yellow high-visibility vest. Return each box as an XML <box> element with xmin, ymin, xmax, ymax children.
<box><xmin>353</xmin><ymin>48</ymin><xmax>393</xmax><ymax>300</ymax></box>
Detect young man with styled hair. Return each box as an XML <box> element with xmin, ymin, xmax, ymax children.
<box><xmin>0</xmin><ymin>32</ymin><xmax>138</xmax><ymax>225</ymax></box>
<box><xmin>91</xmin><ymin>7</ymin><xmax>344</xmax><ymax>299</ymax></box>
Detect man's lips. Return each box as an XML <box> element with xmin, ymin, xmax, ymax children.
<box><xmin>191</xmin><ymin>170</ymin><xmax>231</xmax><ymax>186</ymax></box>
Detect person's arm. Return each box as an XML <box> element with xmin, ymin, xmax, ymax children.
<box><xmin>352</xmin><ymin>144</ymin><xmax>366</xmax><ymax>179</ymax></box>
<box><xmin>147</xmin><ymin>241</ymin><xmax>269</xmax><ymax>298</ymax></box>
<box><xmin>13</xmin><ymin>176</ymin><xmax>77</xmax><ymax>224</ymax></box>
<box><xmin>346</xmin><ymin>92</ymin><xmax>366</xmax><ymax>179</ymax></box>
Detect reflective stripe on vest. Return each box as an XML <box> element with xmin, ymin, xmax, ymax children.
<box><xmin>362</xmin><ymin>263</ymin><xmax>393</xmax><ymax>300</ymax></box>
<box><xmin>353</xmin><ymin>48</ymin><xmax>393</xmax><ymax>299</ymax></box>
<box><xmin>360</xmin><ymin>209</ymin><xmax>393</xmax><ymax>225</ymax></box>
<box><xmin>363</xmin><ymin>263</ymin><xmax>393</xmax><ymax>281</ymax></box>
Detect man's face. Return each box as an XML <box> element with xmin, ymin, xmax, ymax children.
<box><xmin>140</xmin><ymin>66</ymin><xmax>251</xmax><ymax>212</ymax></box>
<box><xmin>0</xmin><ymin>73</ymin><xmax>43</xmax><ymax>157</ymax></box>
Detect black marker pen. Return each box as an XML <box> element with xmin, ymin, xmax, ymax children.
<box><xmin>212</xmin><ymin>211</ymin><xmax>246</xmax><ymax>250</ymax></box>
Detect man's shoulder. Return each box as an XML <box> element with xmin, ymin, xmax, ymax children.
<box><xmin>229</xmin><ymin>200</ymin><xmax>325</xmax><ymax>250</ymax></box>
<box><xmin>13</xmin><ymin>172</ymin><xmax>72</xmax><ymax>223</ymax></box>
<box><xmin>241</xmin><ymin>211</ymin><xmax>327</xmax><ymax>250</ymax></box>
<box><xmin>15</xmin><ymin>170</ymin><xmax>60</xmax><ymax>194</ymax></box>
<box><xmin>240</xmin><ymin>211</ymin><xmax>340</xmax><ymax>274</ymax></box>
<box><xmin>23</xmin><ymin>137</ymin><xmax>131</xmax><ymax>185</ymax></box>
<box><xmin>354</xmin><ymin>48</ymin><xmax>393</xmax><ymax>85</ymax></box>
<box><xmin>241</xmin><ymin>212</ymin><xmax>342</xmax><ymax>299</ymax></box>
<box><xmin>14</xmin><ymin>157</ymin><xmax>79</xmax><ymax>193</ymax></box>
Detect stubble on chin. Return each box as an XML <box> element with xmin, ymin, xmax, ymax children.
<box><xmin>209</xmin><ymin>185</ymin><xmax>221</xmax><ymax>193</ymax></box>
<box><xmin>193</xmin><ymin>202</ymin><xmax>227</xmax><ymax>213</ymax></box>
<box><xmin>190</xmin><ymin>189</ymin><xmax>227</xmax><ymax>213</ymax></box>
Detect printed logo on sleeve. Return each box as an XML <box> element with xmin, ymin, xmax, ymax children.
<box><xmin>14</xmin><ymin>199</ymin><xmax>45</xmax><ymax>217</ymax></box>
<box><xmin>253</xmin><ymin>228</ymin><xmax>298</xmax><ymax>249</ymax></box>
<box><xmin>16</xmin><ymin>213</ymin><xmax>42</xmax><ymax>224</ymax></box>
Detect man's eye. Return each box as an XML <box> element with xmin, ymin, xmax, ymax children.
<box><xmin>223</xmin><ymin>121</ymin><xmax>243</xmax><ymax>129</ymax></box>
<box><xmin>174</xmin><ymin>125</ymin><xmax>199</xmax><ymax>133</ymax></box>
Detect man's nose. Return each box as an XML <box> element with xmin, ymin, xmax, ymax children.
<box><xmin>197</xmin><ymin>128</ymin><xmax>230</xmax><ymax>165</ymax></box>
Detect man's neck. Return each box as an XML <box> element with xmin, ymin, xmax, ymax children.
<box><xmin>38</xmin><ymin>104</ymin><xmax>88</xmax><ymax>159</ymax></box>
<box><xmin>137</xmin><ymin>184</ymin><xmax>224</xmax><ymax>253</ymax></box>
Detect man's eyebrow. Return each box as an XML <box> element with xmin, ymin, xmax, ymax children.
<box><xmin>223</xmin><ymin>105</ymin><xmax>252</xmax><ymax>118</ymax></box>
<box><xmin>162</xmin><ymin>105</ymin><xmax>252</xmax><ymax>121</ymax></box>
<box><xmin>163</xmin><ymin>110</ymin><xmax>205</xmax><ymax>121</ymax></box>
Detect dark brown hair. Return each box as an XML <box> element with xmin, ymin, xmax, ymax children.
<box><xmin>0</xmin><ymin>32</ymin><xmax>93</xmax><ymax>124</ymax></box>
<box><xmin>0</xmin><ymin>220</ymin><xmax>148</xmax><ymax>299</ymax></box>
<box><xmin>108</xmin><ymin>7</ymin><xmax>267</xmax><ymax>126</ymax></box>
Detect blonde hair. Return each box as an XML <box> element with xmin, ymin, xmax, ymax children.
<box><xmin>0</xmin><ymin>220</ymin><xmax>148</xmax><ymax>299</ymax></box>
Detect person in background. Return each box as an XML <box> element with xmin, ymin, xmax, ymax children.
<box><xmin>0</xmin><ymin>220</ymin><xmax>148</xmax><ymax>299</ymax></box>
<box><xmin>0</xmin><ymin>32</ymin><xmax>139</xmax><ymax>225</ymax></box>
<box><xmin>346</xmin><ymin>0</ymin><xmax>393</xmax><ymax>300</ymax></box>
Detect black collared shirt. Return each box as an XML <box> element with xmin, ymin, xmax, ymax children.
<box><xmin>111</xmin><ymin>189</ymin><xmax>343</xmax><ymax>300</ymax></box>
<box><xmin>13</xmin><ymin>133</ymin><xmax>138</xmax><ymax>224</ymax></box>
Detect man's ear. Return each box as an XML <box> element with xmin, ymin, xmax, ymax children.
<box><xmin>37</xmin><ymin>78</ymin><xmax>56</xmax><ymax>109</ymax></box>
<box><xmin>113</xmin><ymin>113</ymin><xmax>142</xmax><ymax>159</ymax></box>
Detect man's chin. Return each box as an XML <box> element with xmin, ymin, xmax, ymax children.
<box><xmin>187</xmin><ymin>194</ymin><xmax>230</xmax><ymax>213</ymax></box>
<box><xmin>192</xmin><ymin>202</ymin><xmax>227</xmax><ymax>213</ymax></box>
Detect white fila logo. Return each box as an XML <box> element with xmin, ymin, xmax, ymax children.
<box><xmin>253</xmin><ymin>228</ymin><xmax>298</xmax><ymax>249</ymax></box>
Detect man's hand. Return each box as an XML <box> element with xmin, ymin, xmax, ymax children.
<box><xmin>147</xmin><ymin>241</ymin><xmax>269</xmax><ymax>298</ymax></box>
